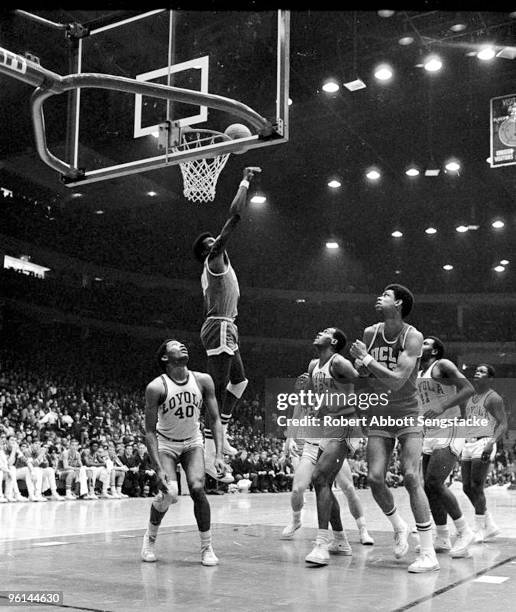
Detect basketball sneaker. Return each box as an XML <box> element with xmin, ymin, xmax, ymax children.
<box><xmin>393</xmin><ymin>523</ymin><xmax>410</xmax><ymax>559</ymax></box>
<box><xmin>141</xmin><ymin>531</ymin><xmax>157</xmax><ymax>563</ymax></box>
<box><xmin>408</xmin><ymin>551</ymin><xmax>440</xmax><ymax>573</ymax></box>
<box><xmin>484</xmin><ymin>513</ymin><xmax>500</xmax><ymax>540</ymax></box>
<box><xmin>359</xmin><ymin>527</ymin><xmax>375</xmax><ymax>545</ymax></box>
<box><xmin>449</xmin><ymin>527</ymin><xmax>475</xmax><ymax>558</ymax></box>
<box><xmin>201</xmin><ymin>545</ymin><xmax>219</xmax><ymax>566</ymax></box>
<box><xmin>65</xmin><ymin>491</ymin><xmax>77</xmax><ymax>500</ymax></box>
<box><xmin>305</xmin><ymin>543</ymin><xmax>330</xmax><ymax>565</ymax></box>
<box><xmin>0</xmin><ymin>496</ymin><xmax>7</xmax><ymax>503</ymax></box>
<box><xmin>280</xmin><ymin>521</ymin><xmax>301</xmax><ymax>540</ymax></box>
<box><xmin>433</xmin><ymin>535</ymin><xmax>452</xmax><ymax>553</ymax></box>
<box><xmin>328</xmin><ymin>538</ymin><xmax>352</xmax><ymax>556</ymax></box>
<box><xmin>50</xmin><ymin>493</ymin><xmax>65</xmax><ymax>501</ymax></box>
<box><xmin>205</xmin><ymin>462</ymin><xmax>234</xmax><ymax>484</ymax></box>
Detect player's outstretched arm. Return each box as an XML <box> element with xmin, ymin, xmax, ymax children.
<box><xmin>350</xmin><ymin>328</ymin><xmax>423</xmax><ymax>391</ymax></box>
<box><xmin>144</xmin><ymin>379</ymin><xmax>168</xmax><ymax>490</ymax></box>
<box><xmin>209</xmin><ymin>167</ymin><xmax>262</xmax><ymax>260</ymax></box>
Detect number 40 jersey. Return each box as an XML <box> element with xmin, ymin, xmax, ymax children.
<box><xmin>156</xmin><ymin>371</ymin><xmax>203</xmax><ymax>440</ymax></box>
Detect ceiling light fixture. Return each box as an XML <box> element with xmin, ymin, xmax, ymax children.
<box><xmin>443</xmin><ymin>264</ymin><xmax>454</xmax><ymax>271</ymax></box>
<box><xmin>391</xmin><ymin>230</ymin><xmax>403</xmax><ymax>238</ymax></box>
<box><xmin>425</xmin><ymin>227</ymin><xmax>437</xmax><ymax>235</ymax></box>
<box><xmin>424</xmin><ymin>55</ymin><xmax>443</xmax><ymax>72</ymax></box>
<box><xmin>326</xmin><ymin>241</ymin><xmax>339</xmax><ymax>249</ymax></box>
<box><xmin>478</xmin><ymin>45</ymin><xmax>496</xmax><ymax>61</ymax></box>
<box><xmin>500</xmin><ymin>259</ymin><xmax>509</xmax><ymax>265</ymax></box>
<box><xmin>374</xmin><ymin>64</ymin><xmax>393</xmax><ymax>81</ymax></box>
<box><xmin>445</xmin><ymin>160</ymin><xmax>461</xmax><ymax>172</ymax></box>
<box><xmin>250</xmin><ymin>194</ymin><xmax>267</xmax><ymax>204</ymax></box>
<box><xmin>328</xmin><ymin>179</ymin><xmax>342</xmax><ymax>189</ymax></box>
<box><xmin>322</xmin><ymin>80</ymin><xmax>340</xmax><ymax>93</ymax></box>
<box><xmin>366</xmin><ymin>169</ymin><xmax>381</xmax><ymax>180</ymax></box>
<box><xmin>424</xmin><ymin>168</ymin><xmax>440</xmax><ymax>176</ymax></box>
<box><xmin>406</xmin><ymin>167</ymin><xmax>419</xmax><ymax>177</ymax></box>
<box><xmin>450</xmin><ymin>23</ymin><xmax>467</xmax><ymax>32</ymax></box>
<box><xmin>494</xmin><ymin>265</ymin><xmax>505</xmax><ymax>273</ymax></box>
<box><xmin>456</xmin><ymin>225</ymin><xmax>469</xmax><ymax>233</ymax></box>
<box><xmin>492</xmin><ymin>219</ymin><xmax>505</xmax><ymax>229</ymax></box>
<box><xmin>398</xmin><ymin>36</ymin><xmax>415</xmax><ymax>46</ymax></box>
<box><xmin>343</xmin><ymin>78</ymin><xmax>367</xmax><ymax>91</ymax></box>
<box><xmin>147</xmin><ymin>191</ymin><xmax>157</xmax><ymax>197</ymax></box>
<box><xmin>377</xmin><ymin>10</ymin><xmax>395</xmax><ymax>17</ymax></box>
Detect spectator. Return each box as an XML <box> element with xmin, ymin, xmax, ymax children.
<box><xmin>120</xmin><ymin>443</ymin><xmax>140</xmax><ymax>496</ymax></box>
<box><xmin>136</xmin><ymin>442</ymin><xmax>157</xmax><ymax>497</ymax></box>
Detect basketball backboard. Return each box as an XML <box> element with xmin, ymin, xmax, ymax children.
<box><xmin>60</xmin><ymin>10</ymin><xmax>289</xmax><ymax>186</ymax></box>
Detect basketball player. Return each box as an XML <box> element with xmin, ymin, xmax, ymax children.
<box><xmin>192</xmin><ymin>166</ymin><xmax>261</xmax><ymax>482</ymax></box>
<box><xmin>282</xmin><ymin>367</ymin><xmax>374</xmax><ymax>549</ymax></box>
<box><xmin>461</xmin><ymin>364</ymin><xmax>507</xmax><ymax>542</ymax></box>
<box><xmin>417</xmin><ymin>336</ymin><xmax>475</xmax><ymax>558</ymax></box>
<box><xmin>350</xmin><ymin>284</ymin><xmax>439</xmax><ymax>573</ymax></box>
<box><xmin>303</xmin><ymin>327</ymin><xmax>370</xmax><ymax>565</ymax></box>
<box><xmin>141</xmin><ymin>339</ymin><xmax>225</xmax><ymax>566</ymax></box>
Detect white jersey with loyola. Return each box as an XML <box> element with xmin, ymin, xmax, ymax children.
<box><xmin>156</xmin><ymin>371</ymin><xmax>203</xmax><ymax>440</ymax></box>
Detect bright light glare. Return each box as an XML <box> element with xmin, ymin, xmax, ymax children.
<box><xmin>445</xmin><ymin>161</ymin><xmax>461</xmax><ymax>172</ymax></box>
<box><xmin>328</xmin><ymin>180</ymin><xmax>341</xmax><ymax>189</ymax></box>
<box><xmin>424</xmin><ymin>55</ymin><xmax>442</xmax><ymax>72</ymax></box>
<box><xmin>322</xmin><ymin>80</ymin><xmax>339</xmax><ymax>93</ymax></box>
<box><xmin>494</xmin><ymin>265</ymin><xmax>505</xmax><ymax>273</ymax></box>
<box><xmin>250</xmin><ymin>195</ymin><xmax>267</xmax><ymax>204</ymax></box>
<box><xmin>425</xmin><ymin>227</ymin><xmax>437</xmax><ymax>235</ymax></box>
<box><xmin>456</xmin><ymin>225</ymin><xmax>468</xmax><ymax>233</ymax></box>
<box><xmin>478</xmin><ymin>46</ymin><xmax>496</xmax><ymax>61</ymax></box>
<box><xmin>391</xmin><ymin>230</ymin><xmax>403</xmax><ymax>238</ymax></box>
<box><xmin>326</xmin><ymin>241</ymin><xmax>339</xmax><ymax>249</ymax></box>
<box><xmin>500</xmin><ymin>259</ymin><xmax>509</xmax><ymax>265</ymax></box>
<box><xmin>492</xmin><ymin>220</ymin><xmax>505</xmax><ymax>229</ymax></box>
<box><xmin>366</xmin><ymin>169</ymin><xmax>381</xmax><ymax>180</ymax></box>
<box><xmin>406</xmin><ymin>167</ymin><xmax>419</xmax><ymax>177</ymax></box>
<box><xmin>374</xmin><ymin>64</ymin><xmax>393</xmax><ymax>81</ymax></box>
<box><xmin>443</xmin><ymin>264</ymin><xmax>454</xmax><ymax>271</ymax></box>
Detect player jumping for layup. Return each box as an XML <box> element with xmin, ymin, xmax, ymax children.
<box><xmin>141</xmin><ymin>339</ymin><xmax>225</xmax><ymax>566</ymax></box>
<box><xmin>192</xmin><ymin>167</ymin><xmax>261</xmax><ymax>481</ymax></box>
<box><xmin>417</xmin><ymin>336</ymin><xmax>475</xmax><ymax>558</ymax></box>
<box><xmin>350</xmin><ymin>284</ymin><xmax>439</xmax><ymax>573</ymax></box>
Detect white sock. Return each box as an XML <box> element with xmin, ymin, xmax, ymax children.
<box><xmin>475</xmin><ymin>514</ymin><xmax>486</xmax><ymax>530</ymax></box>
<box><xmin>418</xmin><ymin>528</ymin><xmax>434</xmax><ymax>553</ymax></box>
<box><xmin>292</xmin><ymin>510</ymin><xmax>301</xmax><ymax>524</ymax></box>
<box><xmin>385</xmin><ymin>508</ymin><xmax>406</xmax><ymax>531</ymax></box>
<box><xmin>316</xmin><ymin>529</ymin><xmax>331</xmax><ymax>546</ymax></box>
<box><xmin>148</xmin><ymin>522</ymin><xmax>159</xmax><ymax>539</ymax></box>
<box><xmin>356</xmin><ymin>516</ymin><xmax>366</xmax><ymax>529</ymax></box>
<box><xmin>453</xmin><ymin>516</ymin><xmax>467</xmax><ymax>532</ymax></box>
<box><xmin>333</xmin><ymin>530</ymin><xmax>349</xmax><ymax>541</ymax></box>
<box><xmin>200</xmin><ymin>530</ymin><xmax>212</xmax><ymax>549</ymax></box>
<box><xmin>436</xmin><ymin>525</ymin><xmax>449</xmax><ymax>539</ymax></box>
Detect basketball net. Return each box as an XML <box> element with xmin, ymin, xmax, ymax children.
<box><xmin>172</xmin><ymin>130</ymin><xmax>230</xmax><ymax>203</ymax></box>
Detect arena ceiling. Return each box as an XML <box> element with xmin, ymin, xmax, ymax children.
<box><xmin>0</xmin><ymin>9</ymin><xmax>515</xmax><ymax>295</ymax></box>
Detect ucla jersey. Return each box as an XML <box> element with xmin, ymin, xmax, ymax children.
<box><xmin>312</xmin><ymin>354</ymin><xmax>355</xmax><ymax>416</ymax></box>
<box><xmin>464</xmin><ymin>390</ymin><xmax>497</xmax><ymax>438</ymax></box>
<box><xmin>157</xmin><ymin>371</ymin><xmax>203</xmax><ymax>440</ymax></box>
<box><xmin>367</xmin><ymin>322</ymin><xmax>421</xmax><ymax>412</ymax></box>
<box><xmin>201</xmin><ymin>253</ymin><xmax>239</xmax><ymax>320</ymax></box>
<box><xmin>417</xmin><ymin>362</ymin><xmax>459</xmax><ymax>436</ymax></box>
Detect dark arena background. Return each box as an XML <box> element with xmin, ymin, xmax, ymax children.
<box><xmin>0</xmin><ymin>9</ymin><xmax>515</xmax><ymax>612</ymax></box>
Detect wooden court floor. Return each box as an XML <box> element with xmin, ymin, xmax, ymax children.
<box><xmin>1</xmin><ymin>483</ymin><xmax>515</xmax><ymax>612</ymax></box>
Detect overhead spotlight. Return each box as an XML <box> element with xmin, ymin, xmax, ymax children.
<box><xmin>326</xmin><ymin>241</ymin><xmax>339</xmax><ymax>249</ymax></box>
<box><xmin>494</xmin><ymin>265</ymin><xmax>505</xmax><ymax>273</ymax></box>
<box><xmin>425</xmin><ymin>227</ymin><xmax>437</xmax><ymax>234</ymax></box>
<box><xmin>288</xmin><ymin>98</ymin><xmax>293</xmax><ymax>106</ymax></box>
<box><xmin>443</xmin><ymin>264</ymin><xmax>454</xmax><ymax>271</ymax></box>
<box><xmin>377</xmin><ymin>10</ymin><xmax>395</xmax><ymax>17</ymax></box>
<box><xmin>250</xmin><ymin>194</ymin><xmax>267</xmax><ymax>204</ymax></box>
<box><xmin>456</xmin><ymin>225</ymin><xmax>469</xmax><ymax>233</ymax></box>
<box><xmin>327</xmin><ymin>179</ymin><xmax>341</xmax><ymax>189</ymax></box>
<box><xmin>424</xmin><ymin>54</ymin><xmax>443</xmax><ymax>72</ymax></box>
<box><xmin>500</xmin><ymin>259</ymin><xmax>509</xmax><ymax>265</ymax></box>
<box><xmin>395</xmin><ymin>269</ymin><xmax>401</xmax><ymax>275</ymax></box>
<box><xmin>322</xmin><ymin>79</ymin><xmax>339</xmax><ymax>93</ymax></box>
<box><xmin>374</xmin><ymin>64</ymin><xmax>393</xmax><ymax>81</ymax></box>
<box><xmin>478</xmin><ymin>45</ymin><xmax>496</xmax><ymax>61</ymax></box>
<box><xmin>450</xmin><ymin>23</ymin><xmax>467</xmax><ymax>32</ymax></box>
<box><xmin>94</xmin><ymin>210</ymin><xmax>104</xmax><ymax>215</ymax></box>
<box><xmin>405</xmin><ymin>166</ymin><xmax>419</xmax><ymax>177</ymax></box>
<box><xmin>467</xmin><ymin>224</ymin><xmax>480</xmax><ymax>231</ymax></box>
<box><xmin>492</xmin><ymin>219</ymin><xmax>505</xmax><ymax>229</ymax></box>
<box><xmin>366</xmin><ymin>169</ymin><xmax>381</xmax><ymax>180</ymax></box>
<box><xmin>398</xmin><ymin>36</ymin><xmax>415</xmax><ymax>46</ymax></box>
<box><xmin>295</xmin><ymin>298</ymin><xmax>306</xmax><ymax>303</ymax></box>
<box><xmin>391</xmin><ymin>230</ymin><xmax>403</xmax><ymax>238</ymax></box>
<box><xmin>445</xmin><ymin>160</ymin><xmax>461</xmax><ymax>172</ymax></box>
<box><xmin>71</xmin><ymin>192</ymin><xmax>83</xmax><ymax>198</ymax></box>
<box><xmin>147</xmin><ymin>191</ymin><xmax>157</xmax><ymax>197</ymax></box>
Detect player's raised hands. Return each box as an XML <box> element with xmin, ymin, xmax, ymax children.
<box><xmin>243</xmin><ymin>166</ymin><xmax>262</xmax><ymax>181</ymax></box>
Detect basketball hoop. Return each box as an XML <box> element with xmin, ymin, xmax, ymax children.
<box><xmin>171</xmin><ymin>129</ymin><xmax>232</xmax><ymax>203</ymax></box>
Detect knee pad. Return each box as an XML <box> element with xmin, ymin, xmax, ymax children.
<box><xmin>226</xmin><ymin>378</ymin><xmax>248</xmax><ymax>399</ymax></box>
<box><xmin>153</xmin><ymin>482</ymin><xmax>178</xmax><ymax>511</ymax></box>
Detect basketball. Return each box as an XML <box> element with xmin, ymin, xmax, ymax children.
<box><xmin>224</xmin><ymin>123</ymin><xmax>252</xmax><ymax>155</ymax></box>
<box><xmin>224</xmin><ymin>123</ymin><xmax>253</xmax><ymax>140</ymax></box>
